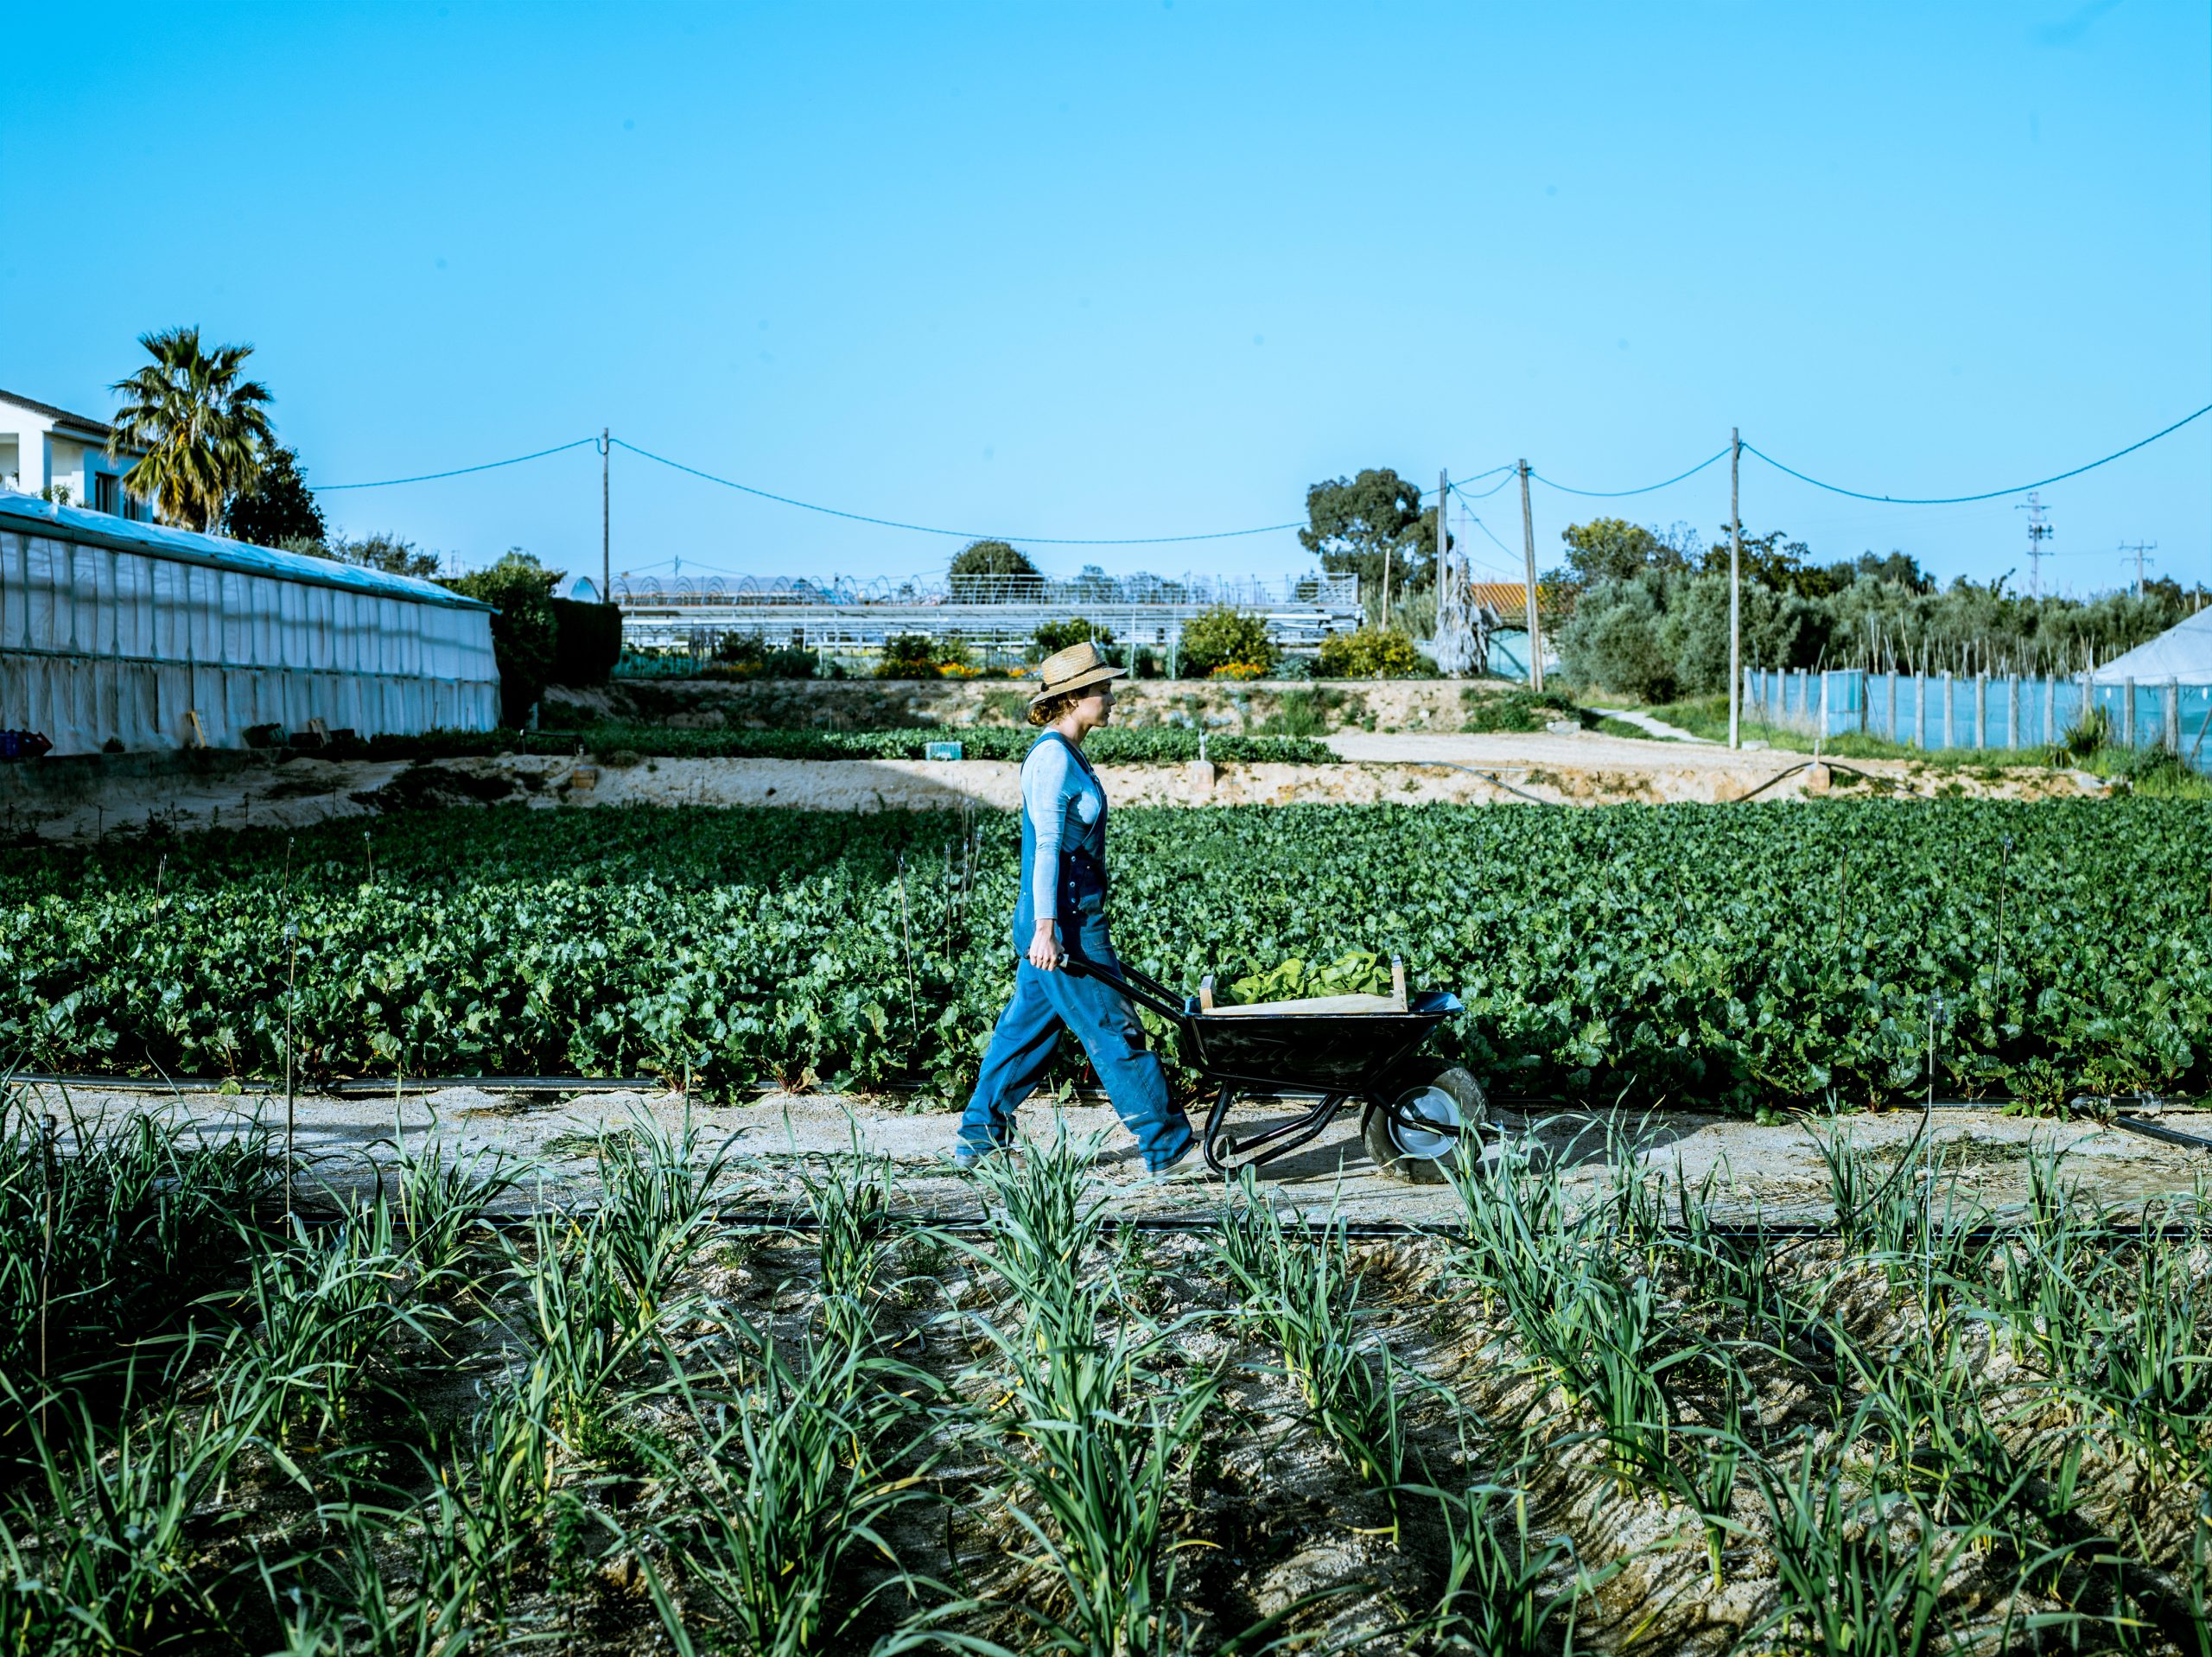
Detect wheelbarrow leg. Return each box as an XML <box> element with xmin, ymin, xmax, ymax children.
<box><xmin>1201</xmin><ymin>1082</ymin><xmax>1238</xmax><ymax>1173</ymax></box>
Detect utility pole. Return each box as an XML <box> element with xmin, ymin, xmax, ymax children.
<box><xmin>598</xmin><ymin>428</ymin><xmax>612</xmax><ymax>601</ymax></box>
<box><xmin>1518</xmin><ymin>460</ymin><xmax>1542</xmax><ymax>691</ymax></box>
<box><xmin>2119</xmin><ymin>540</ymin><xmax>2157</xmax><ymax>596</ymax></box>
<box><xmin>2025</xmin><ymin>488</ymin><xmax>2052</xmax><ymax>597</ymax></box>
<box><xmin>1729</xmin><ymin>428</ymin><xmax>1743</xmax><ymax>749</ymax></box>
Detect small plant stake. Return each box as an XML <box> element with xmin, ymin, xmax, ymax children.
<box><xmin>896</xmin><ymin>853</ymin><xmax>921</xmax><ymax>1046</ymax></box>
<box><xmin>38</xmin><ymin>1111</ymin><xmax>56</xmax><ymax>1434</ymax></box>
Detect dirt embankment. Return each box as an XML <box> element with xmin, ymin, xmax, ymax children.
<box><xmin>550</xmin><ymin>675</ymin><xmax>1480</xmax><ymax>733</ymax></box>
<box><xmin>3</xmin><ymin>740</ymin><xmax>2110</xmax><ymax>842</ymax></box>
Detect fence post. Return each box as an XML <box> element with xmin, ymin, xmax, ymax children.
<box><xmin>1886</xmin><ymin>672</ymin><xmax>1897</xmax><ymax>744</ymax></box>
<box><xmin>1942</xmin><ymin>670</ymin><xmax>1954</xmax><ymax>750</ymax></box>
<box><xmin>2007</xmin><ymin>674</ymin><xmax>2021</xmax><ymax>752</ymax></box>
<box><xmin>2123</xmin><ymin>676</ymin><xmax>2137</xmax><ymax>747</ymax></box>
<box><xmin>1914</xmin><ymin>672</ymin><xmax>1926</xmax><ymax>748</ymax></box>
<box><xmin>1818</xmin><ymin>671</ymin><xmax>1830</xmax><ymax>739</ymax></box>
<box><xmin>2044</xmin><ymin>674</ymin><xmax>2056</xmax><ymax>746</ymax></box>
<box><xmin>2164</xmin><ymin>677</ymin><xmax>2180</xmax><ymax>752</ymax></box>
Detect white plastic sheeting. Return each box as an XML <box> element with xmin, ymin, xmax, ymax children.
<box><xmin>0</xmin><ymin>493</ymin><xmax>499</xmax><ymax>754</ymax></box>
<box><xmin>2090</xmin><ymin>607</ymin><xmax>2212</xmax><ymax>686</ymax></box>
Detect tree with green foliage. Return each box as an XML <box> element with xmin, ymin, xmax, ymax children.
<box><xmin>441</xmin><ymin>550</ymin><xmax>563</xmax><ymax>722</ymax></box>
<box><xmin>223</xmin><ymin>446</ymin><xmax>326</xmax><ymax>548</ymax></box>
<box><xmin>1556</xmin><ymin>517</ymin><xmax>1685</xmax><ymax>587</ymax></box>
<box><xmin>288</xmin><ymin>532</ymin><xmax>443</xmax><ymax>581</ymax></box>
<box><xmin>949</xmin><ymin>539</ymin><xmax>1040</xmax><ymax>582</ymax></box>
<box><xmin>1300</xmin><ymin>469</ymin><xmax>1443</xmax><ymax>613</ymax></box>
<box><xmin>1176</xmin><ymin>606</ymin><xmax>1276</xmax><ymax>678</ymax></box>
<box><xmin>107</xmin><ymin>327</ymin><xmax>276</xmax><ymax>531</ymax></box>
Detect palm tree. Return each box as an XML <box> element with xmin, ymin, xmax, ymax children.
<box><xmin>107</xmin><ymin>327</ymin><xmax>276</xmax><ymax>530</ymax></box>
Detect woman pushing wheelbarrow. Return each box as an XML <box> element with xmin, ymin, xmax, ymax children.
<box><xmin>953</xmin><ymin>638</ymin><xmax>1482</xmax><ymax>1185</ymax></box>
<box><xmin>953</xmin><ymin>639</ymin><xmax>1204</xmax><ymax>1178</ymax></box>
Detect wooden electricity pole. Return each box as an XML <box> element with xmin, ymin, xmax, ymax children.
<box><xmin>1518</xmin><ymin>460</ymin><xmax>1542</xmax><ymax>691</ymax></box>
<box><xmin>1729</xmin><ymin>429</ymin><xmax>1743</xmax><ymax>749</ymax></box>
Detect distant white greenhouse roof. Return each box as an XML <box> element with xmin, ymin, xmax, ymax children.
<box><xmin>2089</xmin><ymin>607</ymin><xmax>2212</xmax><ymax>687</ymax></box>
<box><xmin>0</xmin><ymin>491</ymin><xmax>492</xmax><ymax>611</ymax></box>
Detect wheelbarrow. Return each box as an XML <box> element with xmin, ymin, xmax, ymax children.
<box><xmin>1061</xmin><ymin>955</ymin><xmax>1485</xmax><ymax>1184</ymax></box>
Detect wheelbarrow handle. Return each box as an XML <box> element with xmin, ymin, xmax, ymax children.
<box><xmin>1058</xmin><ymin>955</ymin><xmax>1190</xmax><ymax>1024</ymax></box>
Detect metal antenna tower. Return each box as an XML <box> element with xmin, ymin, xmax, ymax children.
<box><xmin>2119</xmin><ymin>540</ymin><xmax>2158</xmax><ymax>596</ymax></box>
<box><xmin>2016</xmin><ymin>491</ymin><xmax>2054</xmax><ymax>599</ymax></box>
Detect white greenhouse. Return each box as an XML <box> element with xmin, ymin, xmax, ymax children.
<box><xmin>0</xmin><ymin>492</ymin><xmax>500</xmax><ymax>755</ymax></box>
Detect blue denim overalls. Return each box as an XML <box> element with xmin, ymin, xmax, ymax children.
<box><xmin>957</xmin><ymin>732</ymin><xmax>1195</xmax><ymax>1169</ymax></box>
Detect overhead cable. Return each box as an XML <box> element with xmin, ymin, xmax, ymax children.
<box><xmin>312</xmin><ymin>437</ymin><xmax>599</xmax><ymax>492</ymax></box>
<box><xmin>1528</xmin><ymin>447</ymin><xmax>1732</xmax><ymax>498</ymax></box>
<box><xmin>615</xmin><ymin>438</ymin><xmax>1310</xmax><ymax>544</ymax></box>
<box><xmin>1744</xmin><ymin>402</ymin><xmax>2212</xmax><ymax>505</ymax></box>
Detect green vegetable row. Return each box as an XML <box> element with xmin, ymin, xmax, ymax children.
<box><xmin>353</xmin><ymin>723</ymin><xmax>1335</xmax><ymax>765</ymax></box>
<box><xmin>4</xmin><ymin>801</ymin><xmax>2207</xmax><ymax>1109</ymax></box>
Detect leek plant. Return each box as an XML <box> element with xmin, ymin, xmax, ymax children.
<box><xmin>976</xmin><ymin>1289</ymin><xmax>1220</xmax><ymax>1657</ymax></box>
<box><xmin>1212</xmin><ymin>1193</ymin><xmax>1406</xmax><ymax>1512</ymax></box>
<box><xmin>629</xmin><ymin>1333</ymin><xmax>928</xmax><ymax>1657</ymax></box>
<box><xmin>0</xmin><ymin>1380</ymin><xmax>251</xmax><ymax>1655</ymax></box>
<box><xmin>1409</xmin><ymin>1485</ymin><xmax>1584</xmax><ymax>1657</ymax></box>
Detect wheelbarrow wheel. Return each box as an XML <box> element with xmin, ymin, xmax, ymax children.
<box><xmin>1364</xmin><ymin>1063</ymin><xmax>1486</xmax><ymax>1184</ymax></box>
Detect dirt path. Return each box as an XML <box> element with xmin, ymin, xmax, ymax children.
<box><xmin>1587</xmin><ymin>707</ymin><xmax>1711</xmax><ymax>742</ymax></box>
<box><xmin>22</xmin><ymin>1082</ymin><xmax>2208</xmax><ymax>1227</ymax></box>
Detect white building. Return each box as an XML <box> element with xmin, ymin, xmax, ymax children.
<box><xmin>0</xmin><ymin>388</ymin><xmax>154</xmax><ymax>520</ymax></box>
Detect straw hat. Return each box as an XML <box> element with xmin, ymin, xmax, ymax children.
<box><xmin>1029</xmin><ymin>638</ymin><xmax>1128</xmax><ymax>707</ymax></box>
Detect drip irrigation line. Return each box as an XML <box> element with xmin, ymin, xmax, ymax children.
<box><xmin>1528</xmin><ymin>448</ymin><xmax>1731</xmax><ymax>498</ymax></box>
<box><xmin>264</xmin><ymin>1200</ymin><xmax>2211</xmax><ymax>1246</ymax></box>
<box><xmin>312</xmin><ymin>438</ymin><xmax>600</xmax><ymax>492</ymax></box>
<box><xmin>1391</xmin><ymin>762</ymin><xmax>1557</xmax><ymax>805</ymax></box>
<box><xmin>1742</xmin><ymin>402</ymin><xmax>2212</xmax><ymax>505</ymax></box>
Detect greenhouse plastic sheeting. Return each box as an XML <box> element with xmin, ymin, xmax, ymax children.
<box><xmin>1745</xmin><ymin>667</ymin><xmax>2212</xmax><ymax>771</ymax></box>
<box><xmin>0</xmin><ymin>497</ymin><xmax>499</xmax><ymax>755</ymax></box>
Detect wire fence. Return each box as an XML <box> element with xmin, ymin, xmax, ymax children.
<box><xmin>1746</xmin><ymin>667</ymin><xmax>2212</xmax><ymax>770</ymax></box>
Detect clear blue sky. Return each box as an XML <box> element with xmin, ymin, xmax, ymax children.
<box><xmin>4</xmin><ymin>1</ymin><xmax>2207</xmax><ymax>598</ymax></box>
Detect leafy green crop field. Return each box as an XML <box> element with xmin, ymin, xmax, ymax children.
<box><xmin>4</xmin><ymin>800</ymin><xmax>2208</xmax><ymax>1108</ymax></box>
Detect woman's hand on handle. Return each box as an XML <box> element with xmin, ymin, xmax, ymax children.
<box><xmin>1027</xmin><ymin>918</ymin><xmax>1065</xmax><ymax>973</ymax></box>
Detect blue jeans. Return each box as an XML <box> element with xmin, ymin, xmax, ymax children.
<box><xmin>958</xmin><ymin>918</ymin><xmax>1194</xmax><ymax>1171</ymax></box>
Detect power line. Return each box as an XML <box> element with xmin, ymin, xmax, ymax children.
<box><xmin>615</xmin><ymin>438</ymin><xmax>1308</xmax><ymax>545</ymax></box>
<box><xmin>618</xmin><ymin>439</ymin><xmax>1513</xmax><ymax>546</ymax></box>
<box><xmin>1743</xmin><ymin>402</ymin><xmax>2212</xmax><ymax>505</ymax></box>
<box><xmin>312</xmin><ymin>438</ymin><xmax>599</xmax><ymax>492</ymax></box>
<box><xmin>1527</xmin><ymin>447</ymin><xmax>1732</xmax><ymax>498</ymax></box>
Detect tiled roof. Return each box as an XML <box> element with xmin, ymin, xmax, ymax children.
<box><xmin>0</xmin><ymin>388</ymin><xmax>114</xmax><ymax>436</ymax></box>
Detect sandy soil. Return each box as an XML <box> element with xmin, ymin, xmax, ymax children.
<box><xmin>22</xmin><ymin>1081</ymin><xmax>2207</xmax><ymax>1228</ymax></box>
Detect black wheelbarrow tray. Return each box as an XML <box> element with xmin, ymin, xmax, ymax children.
<box><xmin>1062</xmin><ymin>955</ymin><xmax>1485</xmax><ymax>1184</ymax></box>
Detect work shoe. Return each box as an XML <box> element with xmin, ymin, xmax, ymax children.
<box><xmin>1136</xmin><ymin>1143</ymin><xmax>1212</xmax><ymax>1185</ymax></box>
<box><xmin>950</xmin><ymin>1141</ymin><xmax>1002</xmax><ymax>1171</ymax></box>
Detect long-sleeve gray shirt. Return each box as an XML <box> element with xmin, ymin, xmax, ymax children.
<box><xmin>1022</xmin><ymin>737</ymin><xmax>1104</xmax><ymax>923</ymax></box>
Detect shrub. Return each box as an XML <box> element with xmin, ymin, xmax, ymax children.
<box><xmin>878</xmin><ymin>634</ymin><xmax>940</xmax><ymax>679</ymax></box>
<box><xmin>1030</xmin><ymin>617</ymin><xmax>1117</xmax><ymax>662</ymax></box>
<box><xmin>1210</xmin><ymin>662</ymin><xmax>1269</xmax><ymax>681</ymax></box>
<box><xmin>550</xmin><ymin>599</ymin><xmax>624</xmax><ymax>687</ymax></box>
<box><xmin>441</xmin><ymin>550</ymin><xmax>561</xmax><ymax>723</ymax></box>
<box><xmin>1460</xmin><ymin>688</ymin><xmax>1592</xmax><ymax>733</ymax></box>
<box><xmin>1316</xmin><ymin>627</ymin><xmax>1423</xmax><ymax>680</ymax></box>
<box><xmin>1178</xmin><ymin>606</ymin><xmax>1277</xmax><ymax>678</ymax></box>
<box><xmin>710</xmin><ymin>634</ymin><xmax>817</xmax><ymax>681</ymax></box>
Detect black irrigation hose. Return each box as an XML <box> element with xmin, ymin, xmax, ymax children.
<box><xmin>264</xmin><ymin>1199</ymin><xmax>2210</xmax><ymax>1247</ymax></box>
